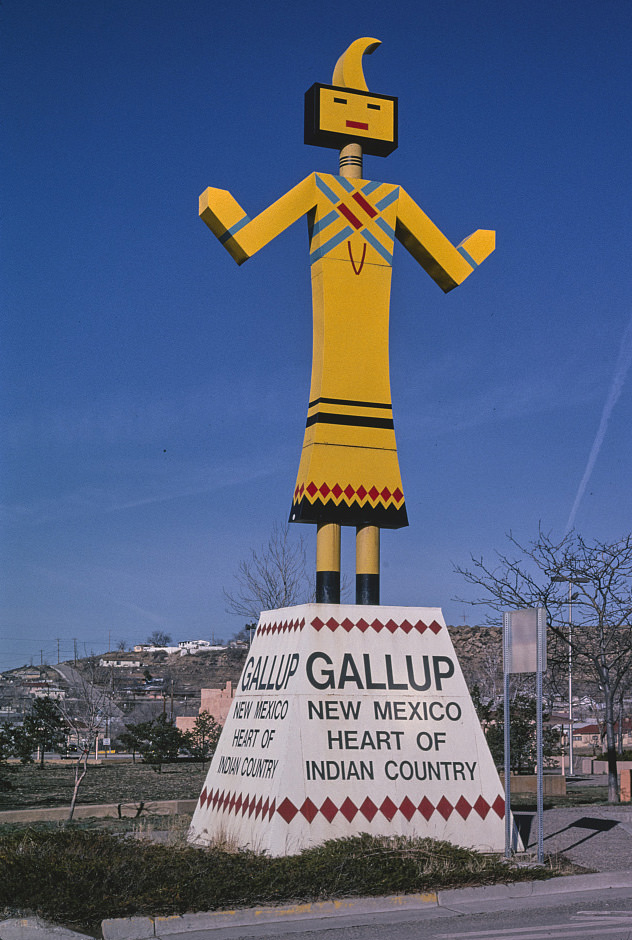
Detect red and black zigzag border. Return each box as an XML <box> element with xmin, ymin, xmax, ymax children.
<box><xmin>290</xmin><ymin>494</ymin><xmax>408</xmax><ymax>529</ymax></box>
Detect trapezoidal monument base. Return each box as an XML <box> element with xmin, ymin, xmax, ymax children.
<box><xmin>188</xmin><ymin>604</ymin><xmax>507</xmax><ymax>856</ymax></box>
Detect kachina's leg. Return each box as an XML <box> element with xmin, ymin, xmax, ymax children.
<box><xmin>356</xmin><ymin>524</ymin><xmax>380</xmax><ymax>604</ymax></box>
<box><xmin>316</xmin><ymin>522</ymin><xmax>341</xmax><ymax>603</ymax></box>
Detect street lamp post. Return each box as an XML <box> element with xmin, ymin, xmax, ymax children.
<box><xmin>551</xmin><ymin>574</ymin><xmax>590</xmax><ymax>776</ymax></box>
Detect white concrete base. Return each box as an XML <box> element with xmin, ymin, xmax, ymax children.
<box><xmin>188</xmin><ymin>604</ymin><xmax>508</xmax><ymax>856</ymax></box>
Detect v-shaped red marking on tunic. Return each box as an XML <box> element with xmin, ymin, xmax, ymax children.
<box><xmin>348</xmin><ymin>240</ymin><xmax>366</xmax><ymax>275</ymax></box>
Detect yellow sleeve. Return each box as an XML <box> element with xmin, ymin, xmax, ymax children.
<box><xmin>199</xmin><ymin>174</ymin><xmax>317</xmax><ymax>265</ymax></box>
<box><xmin>395</xmin><ymin>188</ymin><xmax>495</xmax><ymax>292</ymax></box>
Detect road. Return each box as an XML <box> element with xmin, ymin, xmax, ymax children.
<box><xmin>151</xmin><ymin>889</ymin><xmax>632</xmax><ymax>940</ymax></box>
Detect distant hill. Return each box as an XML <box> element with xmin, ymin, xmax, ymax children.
<box><xmin>82</xmin><ymin>625</ymin><xmax>503</xmax><ymax>699</ymax></box>
<box><xmin>2</xmin><ymin>626</ymin><xmax>504</xmax><ymax>725</ymax></box>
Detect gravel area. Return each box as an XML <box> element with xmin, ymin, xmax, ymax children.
<box><xmin>519</xmin><ymin>804</ymin><xmax>632</xmax><ymax>872</ymax></box>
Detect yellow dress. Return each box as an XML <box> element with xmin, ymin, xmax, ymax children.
<box><xmin>200</xmin><ymin>170</ymin><xmax>492</xmax><ymax>531</ymax></box>
<box><xmin>290</xmin><ymin>173</ymin><xmax>406</xmax><ymax>529</ymax></box>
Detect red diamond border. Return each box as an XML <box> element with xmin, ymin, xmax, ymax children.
<box><xmin>197</xmin><ymin>790</ymin><xmax>505</xmax><ymax>825</ymax></box>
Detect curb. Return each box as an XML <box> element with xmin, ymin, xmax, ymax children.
<box><xmin>102</xmin><ymin>894</ymin><xmax>439</xmax><ymax>938</ymax></box>
<box><xmin>0</xmin><ymin>919</ymin><xmax>92</xmax><ymax>940</ymax></box>
<box><xmin>5</xmin><ymin>871</ymin><xmax>632</xmax><ymax>940</ymax></box>
<box><xmin>100</xmin><ymin>871</ymin><xmax>632</xmax><ymax>938</ymax></box>
<box><xmin>438</xmin><ymin>870</ymin><xmax>632</xmax><ymax>907</ymax></box>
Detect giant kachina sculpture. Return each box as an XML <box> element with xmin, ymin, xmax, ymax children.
<box><xmin>199</xmin><ymin>38</ymin><xmax>494</xmax><ymax>605</ymax></box>
<box><xmin>189</xmin><ymin>39</ymin><xmax>509</xmax><ymax>857</ymax></box>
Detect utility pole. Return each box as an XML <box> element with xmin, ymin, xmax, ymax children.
<box><xmin>551</xmin><ymin>574</ymin><xmax>590</xmax><ymax>776</ymax></box>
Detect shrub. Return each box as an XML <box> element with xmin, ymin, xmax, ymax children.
<box><xmin>0</xmin><ymin>828</ymin><xmax>551</xmax><ymax>932</ymax></box>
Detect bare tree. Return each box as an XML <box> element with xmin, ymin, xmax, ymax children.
<box><xmin>56</xmin><ymin>671</ymin><xmax>112</xmax><ymax>820</ymax></box>
<box><xmin>224</xmin><ymin>523</ymin><xmax>314</xmax><ymax>621</ymax></box>
<box><xmin>455</xmin><ymin>528</ymin><xmax>632</xmax><ymax>801</ymax></box>
<box><xmin>147</xmin><ymin>630</ymin><xmax>172</xmax><ymax>646</ymax></box>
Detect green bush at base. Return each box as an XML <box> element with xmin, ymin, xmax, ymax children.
<box><xmin>0</xmin><ymin>828</ymin><xmax>551</xmax><ymax>932</ymax></box>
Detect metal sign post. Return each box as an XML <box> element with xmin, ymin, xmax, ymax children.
<box><xmin>503</xmin><ymin>607</ymin><xmax>547</xmax><ymax>863</ymax></box>
<box><xmin>502</xmin><ymin>613</ymin><xmax>512</xmax><ymax>858</ymax></box>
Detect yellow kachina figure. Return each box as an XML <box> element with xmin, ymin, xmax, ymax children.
<box><xmin>200</xmin><ymin>39</ymin><xmax>494</xmax><ymax>606</ymax></box>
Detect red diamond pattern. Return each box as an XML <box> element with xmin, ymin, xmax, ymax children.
<box><xmin>400</xmin><ymin>796</ymin><xmax>416</xmax><ymax>821</ymax></box>
<box><xmin>340</xmin><ymin>797</ymin><xmax>359</xmax><ymax>822</ymax></box>
<box><xmin>304</xmin><ymin>615</ymin><xmax>443</xmax><ymax>635</ymax></box>
<box><xmin>380</xmin><ymin>796</ymin><xmax>398</xmax><ymax>821</ymax></box>
<box><xmin>320</xmin><ymin>798</ymin><xmax>338</xmax><ymax>822</ymax></box>
<box><xmin>300</xmin><ymin>798</ymin><xmax>318</xmax><ymax>822</ymax></box>
<box><xmin>277</xmin><ymin>798</ymin><xmax>298</xmax><ymax>823</ymax></box>
<box><xmin>437</xmin><ymin>796</ymin><xmax>453</xmax><ymax>820</ymax></box>
<box><xmin>492</xmin><ymin>795</ymin><xmax>505</xmax><ymax>819</ymax></box>
<box><xmin>418</xmin><ymin>796</ymin><xmax>434</xmax><ymax>820</ymax></box>
<box><xmin>260</xmin><ymin>617</ymin><xmax>305</xmax><ymax>635</ymax></box>
<box><xmin>455</xmin><ymin>796</ymin><xmax>472</xmax><ymax>820</ymax></box>
<box><xmin>297</xmin><ymin>480</ymin><xmax>405</xmax><ymax>508</ymax></box>
<box><xmin>197</xmin><ymin>789</ymin><xmax>506</xmax><ymax>828</ymax></box>
<box><xmin>360</xmin><ymin>797</ymin><xmax>378</xmax><ymax>821</ymax></box>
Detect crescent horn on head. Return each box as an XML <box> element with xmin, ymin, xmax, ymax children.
<box><xmin>332</xmin><ymin>37</ymin><xmax>381</xmax><ymax>91</ymax></box>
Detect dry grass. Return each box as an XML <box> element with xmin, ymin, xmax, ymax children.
<box><xmin>0</xmin><ymin>761</ymin><xmax>207</xmax><ymax>811</ymax></box>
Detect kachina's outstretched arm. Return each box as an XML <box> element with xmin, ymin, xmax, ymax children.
<box><xmin>199</xmin><ymin>174</ymin><xmax>317</xmax><ymax>265</ymax></box>
<box><xmin>395</xmin><ymin>188</ymin><xmax>495</xmax><ymax>293</ymax></box>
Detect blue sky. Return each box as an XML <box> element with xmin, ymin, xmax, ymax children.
<box><xmin>2</xmin><ymin>0</ymin><xmax>631</xmax><ymax>669</ymax></box>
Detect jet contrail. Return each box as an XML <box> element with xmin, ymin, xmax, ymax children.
<box><xmin>565</xmin><ymin>312</ymin><xmax>632</xmax><ymax>534</ymax></box>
